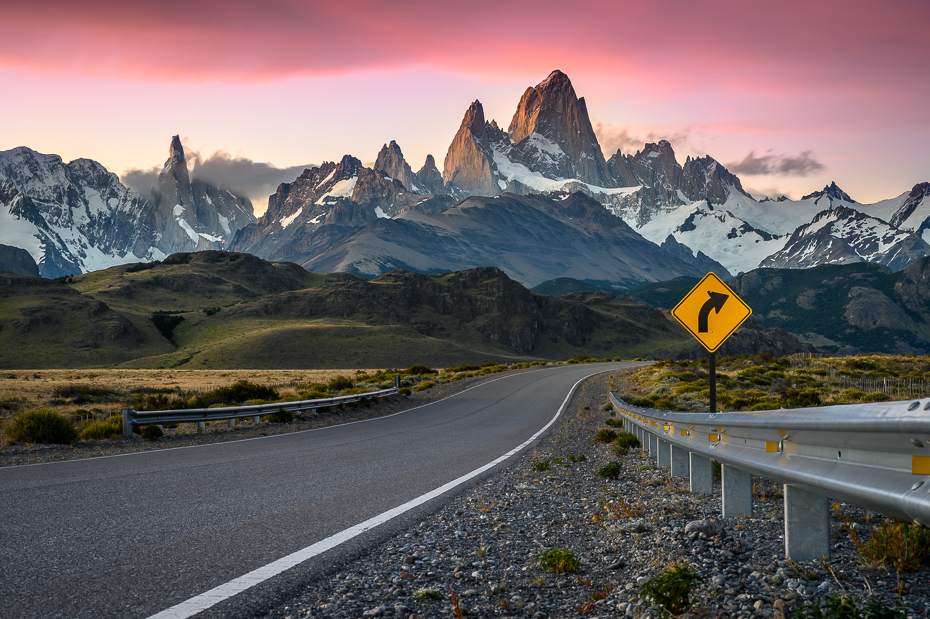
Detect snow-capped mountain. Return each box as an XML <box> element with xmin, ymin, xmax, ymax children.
<box><xmin>760</xmin><ymin>205</ymin><xmax>930</xmax><ymax>271</ymax></box>
<box><xmin>0</xmin><ymin>136</ymin><xmax>254</xmax><ymax>277</ymax></box>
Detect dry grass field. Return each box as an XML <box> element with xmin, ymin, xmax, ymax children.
<box><xmin>0</xmin><ymin>368</ymin><xmax>378</xmax><ymax>441</ymax></box>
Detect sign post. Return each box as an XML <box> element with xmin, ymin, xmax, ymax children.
<box><xmin>671</xmin><ymin>272</ymin><xmax>752</xmax><ymax>413</ymax></box>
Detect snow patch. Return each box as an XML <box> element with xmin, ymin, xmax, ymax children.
<box><xmin>374</xmin><ymin>206</ymin><xmax>390</xmax><ymax>219</ymax></box>
<box><xmin>280</xmin><ymin>207</ymin><xmax>303</xmax><ymax>229</ymax></box>
<box><xmin>315</xmin><ymin>177</ymin><xmax>357</xmax><ymax>205</ymax></box>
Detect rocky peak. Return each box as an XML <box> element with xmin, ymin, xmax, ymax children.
<box><xmin>374</xmin><ymin>140</ymin><xmax>417</xmax><ymax>192</ymax></box>
<box><xmin>890</xmin><ymin>182</ymin><xmax>930</xmax><ymax>230</ymax></box>
<box><xmin>681</xmin><ymin>155</ymin><xmax>747</xmax><ymax>205</ymax></box>
<box><xmin>415</xmin><ymin>154</ymin><xmax>445</xmax><ymax>195</ymax></box>
<box><xmin>506</xmin><ymin>70</ymin><xmax>614</xmax><ymax>187</ymax></box>
<box><xmin>161</xmin><ymin>135</ymin><xmax>191</xmax><ymax>187</ymax></box>
<box><xmin>802</xmin><ymin>182</ymin><xmax>856</xmax><ymax>205</ymax></box>
<box><xmin>442</xmin><ymin>100</ymin><xmax>501</xmax><ymax>196</ymax></box>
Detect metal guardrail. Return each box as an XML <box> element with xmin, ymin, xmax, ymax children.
<box><xmin>609</xmin><ymin>392</ymin><xmax>930</xmax><ymax>560</ymax></box>
<box><xmin>122</xmin><ymin>388</ymin><xmax>399</xmax><ymax>437</ymax></box>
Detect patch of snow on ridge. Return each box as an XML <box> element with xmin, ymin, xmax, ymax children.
<box><xmin>309</xmin><ymin>214</ymin><xmax>323</xmax><ymax>224</ymax></box>
<box><xmin>173</xmin><ymin>204</ymin><xmax>184</xmax><ymax>216</ymax></box>
<box><xmin>0</xmin><ymin>206</ymin><xmax>43</xmax><ymax>263</ymax></box>
<box><xmin>492</xmin><ymin>149</ymin><xmax>639</xmax><ymax>197</ymax></box>
<box><xmin>218</xmin><ymin>214</ymin><xmax>231</xmax><ymax>234</ymax></box>
<box><xmin>315</xmin><ymin>177</ymin><xmax>357</xmax><ymax>205</ymax></box>
<box><xmin>316</xmin><ymin>168</ymin><xmax>336</xmax><ymax>188</ymax></box>
<box><xmin>280</xmin><ymin>207</ymin><xmax>303</xmax><ymax>229</ymax></box>
<box><xmin>176</xmin><ymin>217</ymin><xmax>200</xmax><ymax>243</ymax></box>
<box><xmin>374</xmin><ymin>206</ymin><xmax>390</xmax><ymax>219</ymax></box>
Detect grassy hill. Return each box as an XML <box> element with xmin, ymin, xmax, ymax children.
<box><xmin>1</xmin><ymin>252</ymin><xmax>693</xmax><ymax>368</ymax></box>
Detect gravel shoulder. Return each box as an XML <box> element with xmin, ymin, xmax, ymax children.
<box><xmin>257</xmin><ymin>369</ymin><xmax>929</xmax><ymax>619</ymax></box>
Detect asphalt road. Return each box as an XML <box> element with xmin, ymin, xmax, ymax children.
<box><xmin>0</xmin><ymin>362</ymin><xmax>641</xmax><ymax>618</ymax></box>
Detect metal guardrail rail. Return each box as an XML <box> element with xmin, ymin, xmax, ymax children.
<box><xmin>609</xmin><ymin>392</ymin><xmax>930</xmax><ymax>560</ymax></box>
<box><xmin>122</xmin><ymin>388</ymin><xmax>398</xmax><ymax>437</ymax></box>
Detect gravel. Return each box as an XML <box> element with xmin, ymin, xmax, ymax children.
<box><xmin>257</xmin><ymin>371</ymin><xmax>929</xmax><ymax>619</ymax></box>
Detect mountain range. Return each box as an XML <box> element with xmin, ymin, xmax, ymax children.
<box><xmin>2</xmin><ymin>70</ymin><xmax>929</xmax><ymax>289</ymax></box>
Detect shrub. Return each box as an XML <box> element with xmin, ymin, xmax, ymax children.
<box><xmin>78</xmin><ymin>415</ymin><xmax>123</xmax><ymax>440</ymax></box>
<box><xmin>5</xmin><ymin>410</ymin><xmax>77</xmax><ymax>444</ymax></box>
<box><xmin>862</xmin><ymin>392</ymin><xmax>892</xmax><ymax>403</ymax></box>
<box><xmin>538</xmin><ymin>546</ymin><xmax>580</xmax><ymax>573</ymax></box>
<box><xmin>398</xmin><ymin>387</ymin><xmax>411</xmax><ymax>397</ymax></box>
<box><xmin>404</xmin><ymin>365</ymin><xmax>437</xmax><ymax>375</ymax></box>
<box><xmin>604</xmin><ymin>418</ymin><xmax>623</xmax><ymax>428</ymax></box>
<box><xmin>532</xmin><ymin>459</ymin><xmax>551</xmax><ymax>472</ymax></box>
<box><xmin>189</xmin><ymin>381</ymin><xmax>279</xmax><ymax>409</ymax></box>
<box><xmin>52</xmin><ymin>384</ymin><xmax>119</xmax><ymax>404</ymax></box>
<box><xmin>567</xmin><ymin>453</ymin><xmax>587</xmax><ymax>462</ymax></box>
<box><xmin>792</xmin><ymin>594</ymin><xmax>905</xmax><ymax>619</ymax></box>
<box><xmin>613</xmin><ymin>431</ymin><xmax>641</xmax><ymax>450</ymax></box>
<box><xmin>414</xmin><ymin>380</ymin><xmax>436</xmax><ymax>392</ymax></box>
<box><xmin>596</xmin><ymin>461</ymin><xmax>623</xmax><ymax>479</ymax></box>
<box><xmin>639</xmin><ymin>561</ymin><xmax>699</xmax><ymax>617</ymax></box>
<box><xmin>151</xmin><ymin>311</ymin><xmax>184</xmax><ymax>342</ymax></box>
<box><xmin>138</xmin><ymin>424</ymin><xmax>163</xmax><ymax>440</ymax></box>
<box><xmin>261</xmin><ymin>410</ymin><xmax>294</xmax><ymax>424</ymax></box>
<box><xmin>327</xmin><ymin>375</ymin><xmax>354</xmax><ymax>391</ymax></box>
<box><xmin>844</xmin><ymin>520</ymin><xmax>930</xmax><ymax>572</ymax></box>
<box><xmin>595</xmin><ymin>428</ymin><xmax>618</xmax><ymax>443</ymax></box>
<box><xmin>413</xmin><ymin>587</ymin><xmax>443</xmax><ymax>600</ymax></box>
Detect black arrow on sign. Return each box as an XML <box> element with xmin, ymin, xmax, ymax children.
<box><xmin>698</xmin><ymin>291</ymin><xmax>729</xmax><ymax>333</ymax></box>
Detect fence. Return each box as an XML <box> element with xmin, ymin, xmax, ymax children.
<box><xmin>786</xmin><ymin>353</ymin><xmax>930</xmax><ymax>400</ymax></box>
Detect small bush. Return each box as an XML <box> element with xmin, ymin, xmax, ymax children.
<box><xmin>594</xmin><ymin>428</ymin><xmax>618</xmax><ymax>443</ymax></box>
<box><xmin>405</xmin><ymin>365</ymin><xmax>437</xmax><ymax>375</ymax></box>
<box><xmin>152</xmin><ymin>311</ymin><xmax>185</xmax><ymax>342</ymax></box>
<box><xmin>414</xmin><ymin>380</ymin><xmax>436</xmax><ymax>392</ymax></box>
<box><xmin>567</xmin><ymin>453</ymin><xmax>587</xmax><ymax>462</ymax></box>
<box><xmin>78</xmin><ymin>415</ymin><xmax>123</xmax><ymax>440</ymax></box>
<box><xmin>52</xmin><ymin>384</ymin><xmax>119</xmax><ymax>404</ymax></box>
<box><xmin>639</xmin><ymin>560</ymin><xmax>699</xmax><ymax>617</ymax></box>
<box><xmin>138</xmin><ymin>424</ymin><xmax>164</xmax><ymax>440</ymax></box>
<box><xmin>189</xmin><ymin>381</ymin><xmax>279</xmax><ymax>409</ymax></box>
<box><xmin>413</xmin><ymin>587</ymin><xmax>443</xmax><ymax>600</ymax></box>
<box><xmin>596</xmin><ymin>461</ymin><xmax>623</xmax><ymax>479</ymax></box>
<box><xmin>604</xmin><ymin>418</ymin><xmax>623</xmax><ymax>428</ymax></box>
<box><xmin>613</xmin><ymin>431</ymin><xmax>641</xmax><ymax>450</ymax></box>
<box><xmin>845</xmin><ymin>519</ymin><xmax>930</xmax><ymax>572</ymax></box>
<box><xmin>261</xmin><ymin>410</ymin><xmax>294</xmax><ymax>424</ymax></box>
<box><xmin>532</xmin><ymin>459</ymin><xmax>551</xmax><ymax>472</ymax></box>
<box><xmin>792</xmin><ymin>594</ymin><xmax>905</xmax><ymax>619</ymax></box>
<box><xmin>398</xmin><ymin>387</ymin><xmax>411</xmax><ymax>397</ymax></box>
<box><xmin>5</xmin><ymin>410</ymin><xmax>77</xmax><ymax>444</ymax></box>
<box><xmin>327</xmin><ymin>375</ymin><xmax>354</xmax><ymax>391</ymax></box>
<box><xmin>538</xmin><ymin>546</ymin><xmax>580</xmax><ymax>573</ymax></box>
<box><xmin>862</xmin><ymin>392</ymin><xmax>892</xmax><ymax>403</ymax></box>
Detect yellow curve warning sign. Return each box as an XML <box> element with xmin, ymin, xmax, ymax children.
<box><xmin>671</xmin><ymin>272</ymin><xmax>752</xmax><ymax>353</ymax></box>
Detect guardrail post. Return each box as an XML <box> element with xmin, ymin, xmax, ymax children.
<box><xmin>722</xmin><ymin>465</ymin><xmax>753</xmax><ymax>518</ymax></box>
<box><xmin>394</xmin><ymin>374</ymin><xmax>401</xmax><ymax>389</ymax></box>
<box><xmin>689</xmin><ymin>453</ymin><xmax>713</xmax><ymax>495</ymax></box>
<box><xmin>122</xmin><ymin>409</ymin><xmax>133</xmax><ymax>439</ymax></box>
<box><xmin>198</xmin><ymin>421</ymin><xmax>206</xmax><ymax>432</ymax></box>
<box><xmin>671</xmin><ymin>445</ymin><xmax>689</xmax><ymax>478</ymax></box>
<box><xmin>228</xmin><ymin>419</ymin><xmax>236</xmax><ymax>428</ymax></box>
<box><xmin>784</xmin><ymin>485</ymin><xmax>830</xmax><ymax>561</ymax></box>
<box><xmin>658</xmin><ymin>439</ymin><xmax>671</xmax><ymax>468</ymax></box>
<box><xmin>252</xmin><ymin>416</ymin><xmax>260</xmax><ymax>424</ymax></box>
<box><xmin>647</xmin><ymin>433</ymin><xmax>656</xmax><ymax>460</ymax></box>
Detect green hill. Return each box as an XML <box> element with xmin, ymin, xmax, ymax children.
<box><xmin>1</xmin><ymin>252</ymin><xmax>692</xmax><ymax>368</ymax></box>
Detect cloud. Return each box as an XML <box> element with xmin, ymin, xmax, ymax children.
<box><xmin>120</xmin><ymin>148</ymin><xmax>315</xmax><ymax>215</ymax></box>
<box><xmin>726</xmin><ymin>150</ymin><xmax>825</xmax><ymax>177</ymax></box>
<box><xmin>593</xmin><ymin>122</ymin><xmax>697</xmax><ymax>158</ymax></box>
<box><xmin>187</xmin><ymin>150</ymin><xmax>315</xmax><ymax>207</ymax></box>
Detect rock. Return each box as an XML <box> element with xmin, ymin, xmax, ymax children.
<box><xmin>442</xmin><ymin>100</ymin><xmax>501</xmax><ymax>196</ymax></box>
<box><xmin>684</xmin><ymin>519</ymin><xmax>726</xmax><ymax>538</ymax></box>
<box><xmin>784</xmin><ymin>592</ymin><xmax>800</xmax><ymax>602</ymax></box>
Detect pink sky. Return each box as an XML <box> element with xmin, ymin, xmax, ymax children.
<box><xmin>1</xmin><ymin>0</ymin><xmax>928</xmax><ymax>212</ymax></box>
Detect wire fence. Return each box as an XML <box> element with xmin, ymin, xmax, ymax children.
<box><xmin>786</xmin><ymin>353</ymin><xmax>930</xmax><ymax>400</ymax></box>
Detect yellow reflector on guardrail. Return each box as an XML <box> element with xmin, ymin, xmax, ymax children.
<box><xmin>913</xmin><ymin>456</ymin><xmax>930</xmax><ymax>475</ymax></box>
<box><xmin>766</xmin><ymin>442</ymin><xmax>779</xmax><ymax>453</ymax></box>
<box><xmin>680</xmin><ymin>429</ymin><xmax>688</xmax><ymax>436</ymax></box>
<box><xmin>709</xmin><ymin>434</ymin><xmax>719</xmax><ymax>442</ymax></box>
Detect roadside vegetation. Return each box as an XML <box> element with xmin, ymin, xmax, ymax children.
<box><xmin>614</xmin><ymin>353</ymin><xmax>930</xmax><ymax>413</ymax></box>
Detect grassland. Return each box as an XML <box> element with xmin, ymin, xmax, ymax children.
<box><xmin>614</xmin><ymin>353</ymin><xmax>930</xmax><ymax>412</ymax></box>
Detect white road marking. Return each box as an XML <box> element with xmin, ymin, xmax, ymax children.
<box><xmin>147</xmin><ymin>368</ymin><xmax>611</xmax><ymax>619</ymax></box>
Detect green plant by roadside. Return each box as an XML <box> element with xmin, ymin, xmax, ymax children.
<box><xmin>135</xmin><ymin>424</ymin><xmax>164</xmax><ymax>440</ymax></box>
<box><xmin>604</xmin><ymin>418</ymin><xmax>623</xmax><ymax>428</ymax></box>
<box><xmin>532</xmin><ymin>459</ymin><xmax>551</xmax><ymax>472</ymax></box>
<box><xmin>5</xmin><ymin>410</ymin><xmax>77</xmax><ymax>444</ymax></box>
<box><xmin>78</xmin><ymin>415</ymin><xmax>122</xmax><ymax>440</ymax></box>
<box><xmin>594</xmin><ymin>428</ymin><xmax>618</xmax><ymax>443</ymax></box>
<box><xmin>639</xmin><ymin>560</ymin><xmax>699</xmax><ymax>617</ymax></box>
<box><xmin>414</xmin><ymin>380</ymin><xmax>436</xmax><ymax>392</ymax></box>
<box><xmin>413</xmin><ymin>587</ymin><xmax>442</xmax><ymax>600</ymax></box>
<box><xmin>398</xmin><ymin>387</ymin><xmax>411</xmax><ymax>397</ymax></box>
<box><xmin>538</xmin><ymin>545</ymin><xmax>580</xmax><ymax>573</ymax></box>
<box><xmin>611</xmin><ymin>431</ymin><xmax>641</xmax><ymax>455</ymax></box>
<box><xmin>791</xmin><ymin>594</ymin><xmax>905</xmax><ymax>619</ymax></box>
<box><xmin>841</xmin><ymin>519</ymin><xmax>930</xmax><ymax>572</ymax></box>
<box><xmin>596</xmin><ymin>461</ymin><xmax>623</xmax><ymax>479</ymax></box>
<box><xmin>261</xmin><ymin>410</ymin><xmax>294</xmax><ymax>424</ymax></box>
